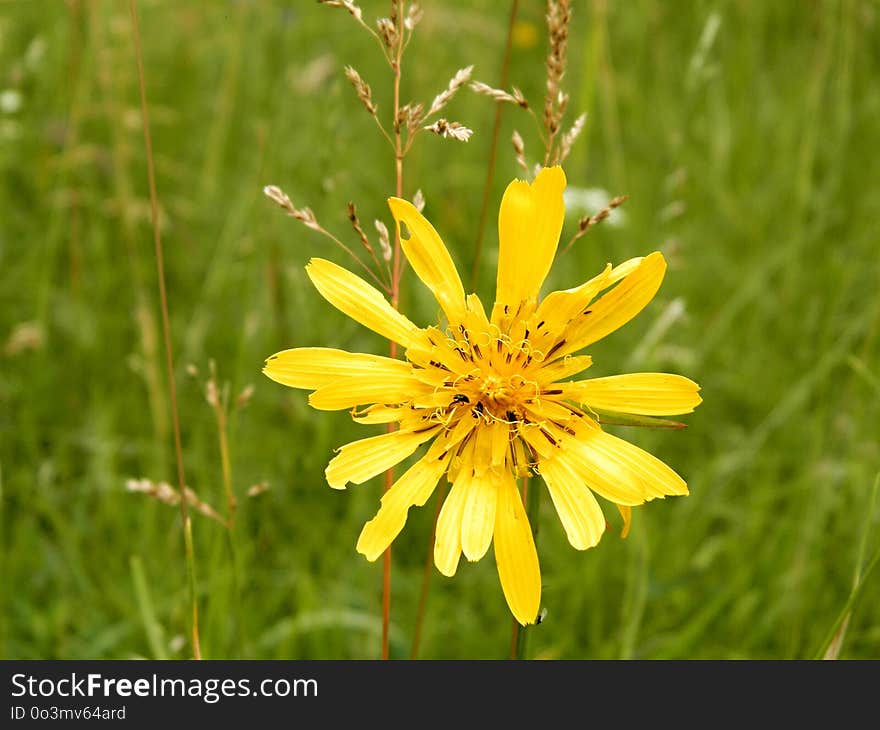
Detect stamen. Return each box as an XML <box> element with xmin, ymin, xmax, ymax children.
<box><xmin>540</xmin><ymin>427</ymin><xmax>557</xmax><ymax>447</ymax></box>
<box><xmin>545</xmin><ymin>340</ymin><xmax>565</xmax><ymax>359</ymax></box>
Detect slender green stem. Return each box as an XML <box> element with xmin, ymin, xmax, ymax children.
<box><xmin>183</xmin><ymin>517</ymin><xmax>202</xmax><ymax>659</ymax></box>
<box><xmin>815</xmin><ymin>473</ymin><xmax>880</xmax><ymax>659</ymax></box>
<box><xmin>212</xmin><ymin>388</ymin><xmax>236</xmax><ymax>527</ymax></box>
<box><xmin>470</xmin><ymin>0</ymin><xmax>519</xmax><ymax>292</ymax></box>
<box><xmin>129</xmin><ymin>0</ymin><xmax>201</xmax><ymax>659</ymax></box>
<box><xmin>814</xmin><ymin>541</ymin><xmax>880</xmax><ymax>660</ymax></box>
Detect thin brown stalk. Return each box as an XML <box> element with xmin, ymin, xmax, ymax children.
<box><xmin>129</xmin><ymin>0</ymin><xmax>201</xmax><ymax>659</ymax></box>
<box><xmin>509</xmin><ymin>618</ymin><xmax>520</xmax><ymax>660</ymax></box>
<box><xmin>410</xmin><ymin>480</ymin><xmax>448</xmax><ymax>659</ymax></box>
<box><xmin>470</xmin><ymin>0</ymin><xmax>519</xmax><ymax>292</ymax></box>
<box><xmin>381</xmin><ymin>0</ymin><xmax>407</xmax><ymax>662</ymax></box>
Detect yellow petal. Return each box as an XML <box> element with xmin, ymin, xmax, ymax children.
<box><xmin>308</xmin><ymin>373</ymin><xmax>428</xmax><ymax>410</ymax></box>
<box><xmin>562</xmin><ymin>373</ymin><xmax>702</xmax><ymax>416</ymax></box>
<box><xmin>532</xmin><ymin>264</ymin><xmax>612</xmax><ymax>334</ymax></box>
<box><xmin>533</xmin><ymin>256</ymin><xmax>643</xmax><ymax>335</ymax></box>
<box><xmin>351</xmin><ymin>405</ymin><xmax>406</xmax><ymax>424</ymax></box>
<box><xmin>536</xmin><ymin>354</ymin><xmax>593</xmax><ymax>384</ymax></box>
<box><xmin>494</xmin><ymin>167</ymin><xmax>566</xmax><ymax>315</ymax></box>
<box><xmin>306</xmin><ymin>258</ymin><xmax>422</xmax><ymax>348</ymax></box>
<box><xmin>325</xmin><ymin>427</ymin><xmax>439</xmax><ymax>489</ymax></box>
<box><xmin>617</xmin><ymin>505</ymin><xmax>632</xmax><ymax>538</ymax></box>
<box><xmin>388</xmin><ymin>197</ymin><xmax>467</xmax><ymax>325</ymax></box>
<box><xmin>437</xmin><ymin>414</ymin><xmax>478</xmax><ymax>454</ymax></box>
<box><xmin>489</xmin><ymin>421</ymin><xmax>510</xmax><ymax>470</ymax></box>
<box><xmin>263</xmin><ymin>346</ymin><xmax>410</xmax><ymax>390</ymax></box>
<box><xmin>517</xmin><ymin>423</ymin><xmax>557</xmax><ymax>460</ymax></box>
<box><xmin>555</xmin><ymin>252</ymin><xmax>667</xmax><ymax>358</ymax></box>
<box><xmin>356</xmin><ymin>451</ymin><xmax>451</xmax><ymax>561</ymax></box>
<box><xmin>434</xmin><ymin>468</ymin><xmax>471</xmax><ymax>576</ymax></box>
<box><xmin>494</xmin><ymin>472</ymin><xmax>541</xmax><ymax>625</ymax></box>
<box><xmin>461</xmin><ymin>469</ymin><xmax>499</xmax><ymax>561</ymax></box>
<box><xmin>471</xmin><ymin>422</ymin><xmax>495</xmax><ymax>477</ymax></box>
<box><xmin>561</xmin><ymin>426</ymin><xmax>688</xmax><ymax>505</ymax></box>
<box><xmin>539</xmin><ymin>456</ymin><xmax>606</xmax><ymax>550</ymax></box>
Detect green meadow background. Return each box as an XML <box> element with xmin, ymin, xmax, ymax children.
<box><xmin>1</xmin><ymin>0</ymin><xmax>878</xmax><ymax>660</ymax></box>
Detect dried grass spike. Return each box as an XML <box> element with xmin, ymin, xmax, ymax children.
<box><xmin>557</xmin><ymin>112</ymin><xmax>586</xmax><ymax>164</ymax></box>
<box><xmin>320</xmin><ymin>0</ymin><xmax>363</xmax><ymax>22</ymax></box>
<box><xmin>470</xmin><ymin>81</ymin><xmax>529</xmax><ymax>108</ymax></box>
<box><xmin>405</xmin><ymin>2</ymin><xmax>423</xmax><ymax>32</ymax></box>
<box><xmin>347</xmin><ymin>201</ymin><xmax>374</xmax><ymax>256</ymax></box>
<box><xmin>428</xmin><ymin>65</ymin><xmax>474</xmax><ymax>117</ymax></box>
<box><xmin>543</xmin><ymin>0</ymin><xmax>572</xmax><ymax>159</ymax></box>
<box><xmin>247</xmin><ymin>482</ymin><xmax>271</xmax><ymax>498</ymax></box>
<box><xmin>512</xmin><ymin>130</ymin><xmax>530</xmax><ymax>178</ymax></box>
<box><xmin>377</xmin><ymin>17</ymin><xmax>398</xmax><ymax>49</ymax></box>
<box><xmin>374</xmin><ymin>220</ymin><xmax>392</xmax><ymax>262</ymax></box>
<box><xmin>235</xmin><ymin>384</ymin><xmax>255</xmax><ymax>409</ymax></box>
<box><xmin>564</xmin><ymin>194</ymin><xmax>629</xmax><ymax>252</ymax></box>
<box><xmin>424</xmin><ymin>118</ymin><xmax>473</xmax><ymax>142</ymax></box>
<box><xmin>412</xmin><ymin>189</ymin><xmax>425</xmax><ymax>213</ymax></box>
<box><xmin>344</xmin><ymin>65</ymin><xmax>378</xmax><ymax>116</ymax></box>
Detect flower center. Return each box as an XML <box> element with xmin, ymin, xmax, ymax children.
<box><xmin>480</xmin><ymin>374</ymin><xmax>508</xmax><ymax>403</ymax></box>
<box><xmin>462</xmin><ymin>371</ymin><xmax>538</xmax><ymax>424</ymax></box>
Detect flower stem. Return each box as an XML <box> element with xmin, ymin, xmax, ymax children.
<box><xmin>213</xmin><ymin>389</ymin><xmax>236</xmax><ymax>528</ymax></box>
<box><xmin>382</xmin><ymin>0</ymin><xmax>406</xmax><ymax>661</ymax></box>
<box><xmin>469</xmin><ymin>0</ymin><xmax>519</xmax><ymax>292</ymax></box>
<box><xmin>129</xmin><ymin>0</ymin><xmax>201</xmax><ymax>660</ymax></box>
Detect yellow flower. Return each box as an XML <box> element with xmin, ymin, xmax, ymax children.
<box><xmin>264</xmin><ymin>167</ymin><xmax>701</xmax><ymax>625</ymax></box>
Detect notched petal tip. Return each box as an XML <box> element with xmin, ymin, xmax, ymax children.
<box><xmin>533</xmin><ymin>164</ymin><xmax>567</xmax><ymax>189</ymax></box>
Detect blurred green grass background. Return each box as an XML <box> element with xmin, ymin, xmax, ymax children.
<box><xmin>1</xmin><ymin>0</ymin><xmax>878</xmax><ymax>659</ymax></box>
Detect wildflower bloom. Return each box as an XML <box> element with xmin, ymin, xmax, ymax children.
<box><xmin>264</xmin><ymin>167</ymin><xmax>701</xmax><ymax>624</ymax></box>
